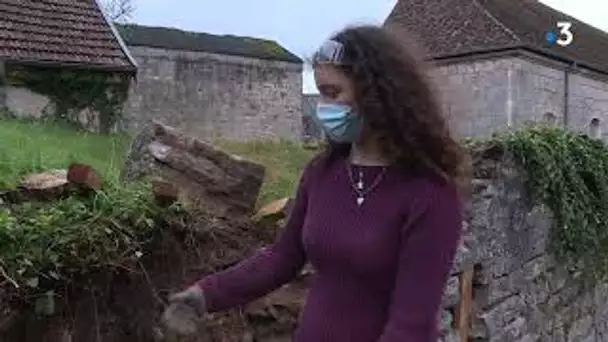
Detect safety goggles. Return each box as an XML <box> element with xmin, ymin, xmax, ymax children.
<box><xmin>312</xmin><ymin>39</ymin><xmax>345</xmax><ymax>64</ymax></box>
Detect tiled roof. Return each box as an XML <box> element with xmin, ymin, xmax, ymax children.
<box><xmin>115</xmin><ymin>23</ymin><xmax>303</xmax><ymax>63</ymax></box>
<box><xmin>385</xmin><ymin>0</ymin><xmax>608</xmax><ymax>75</ymax></box>
<box><xmin>0</xmin><ymin>0</ymin><xmax>136</xmax><ymax>71</ymax></box>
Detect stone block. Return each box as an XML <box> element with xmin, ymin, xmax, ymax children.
<box><xmin>567</xmin><ymin>315</ymin><xmax>594</xmax><ymax>342</ymax></box>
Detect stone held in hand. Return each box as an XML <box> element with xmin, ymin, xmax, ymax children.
<box><xmin>162</xmin><ymin>303</ymin><xmax>201</xmax><ymax>336</ymax></box>
<box><xmin>122</xmin><ymin>121</ymin><xmax>266</xmax><ymax>217</ymax></box>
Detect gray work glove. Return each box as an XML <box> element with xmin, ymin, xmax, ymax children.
<box><xmin>161</xmin><ymin>285</ymin><xmax>207</xmax><ymax>336</ymax></box>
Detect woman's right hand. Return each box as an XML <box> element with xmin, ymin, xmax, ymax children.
<box><xmin>161</xmin><ymin>285</ymin><xmax>207</xmax><ymax>336</ymax></box>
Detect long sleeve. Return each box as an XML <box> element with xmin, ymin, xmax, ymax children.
<box><xmin>196</xmin><ymin>163</ymin><xmax>312</xmax><ymax>312</ymax></box>
<box><xmin>378</xmin><ymin>183</ymin><xmax>463</xmax><ymax>342</ymax></box>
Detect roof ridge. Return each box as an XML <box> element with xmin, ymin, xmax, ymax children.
<box><xmin>116</xmin><ymin>23</ymin><xmax>302</xmax><ymax>63</ymax></box>
<box><xmin>93</xmin><ymin>0</ymin><xmax>137</xmax><ymax>69</ymax></box>
<box><xmin>471</xmin><ymin>0</ymin><xmax>521</xmax><ymax>43</ymax></box>
<box><xmin>121</xmin><ymin>23</ymin><xmax>280</xmax><ymax>44</ymax></box>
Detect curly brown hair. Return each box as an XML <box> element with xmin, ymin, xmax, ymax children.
<box><xmin>316</xmin><ymin>25</ymin><xmax>470</xmax><ymax>186</ymax></box>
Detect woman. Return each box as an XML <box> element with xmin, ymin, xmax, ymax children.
<box><xmin>162</xmin><ymin>25</ymin><xmax>468</xmax><ymax>342</ymax></box>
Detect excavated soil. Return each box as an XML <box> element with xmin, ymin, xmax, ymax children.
<box><xmin>0</xmin><ymin>212</ymin><xmax>308</xmax><ymax>342</ymax></box>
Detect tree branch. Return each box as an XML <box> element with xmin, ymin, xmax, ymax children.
<box><xmin>102</xmin><ymin>0</ymin><xmax>135</xmax><ymax>23</ymax></box>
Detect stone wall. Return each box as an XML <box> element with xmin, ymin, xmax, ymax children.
<box><xmin>0</xmin><ymin>61</ymin><xmax>5</xmax><ymax>111</ymax></box>
<box><xmin>4</xmin><ymin>86</ymin><xmax>52</xmax><ymax>118</ymax></box>
<box><xmin>434</xmin><ymin>54</ymin><xmax>608</xmax><ymax>139</ymax></box>
<box><xmin>438</xmin><ymin>146</ymin><xmax>608</xmax><ymax>342</ymax></box>
<box><xmin>123</xmin><ymin>46</ymin><xmax>303</xmax><ymax>141</ymax></box>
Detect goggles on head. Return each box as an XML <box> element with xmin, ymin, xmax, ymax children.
<box><xmin>312</xmin><ymin>39</ymin><xmax>345</xmax><ymax>64</ymax></box>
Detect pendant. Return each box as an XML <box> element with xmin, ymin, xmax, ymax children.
<box><xmin>357</xmin><ymin>180</ymin><xmax>364</xmax><ymax>190</ymax></box>
<box><xmin>356</xmin><ymin>197</ymin><xmax>364</xmax><ymax>206</ymax></box>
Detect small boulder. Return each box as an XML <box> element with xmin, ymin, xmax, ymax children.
<box><xmin>122</xmin><ymin>121</ymin><xmax>266</xmax><ymax>217</ymax></box>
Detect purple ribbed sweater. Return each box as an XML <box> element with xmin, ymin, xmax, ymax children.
<box><xmin>198</xmin><ymin>155</ymin><xmax>463</xmax><ymax>342</ymax></box>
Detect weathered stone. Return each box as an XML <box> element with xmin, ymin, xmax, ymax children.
<box><xmin>66</xmin><ymin>163</ymin><xmax>102</xmax><ymax>190</ymax></box>
<box><xmin>438</xmin><ymin>330</ymin><xmax>460</xmax><ymax>342</ymax></box>
<box><xmin>450</xmin><ymin>230</ymin><xmax>478</xmax><ymax>274</ymax></box>
<box><xmin>442</xmin><ymin>276</ymin><xmax>460</xmax><ymax>308</ymax></box>
<box><xmin>122</xmin><ymin>121</ymin><xmax>266</xmax><ymax>217</ymax></box>
<box><xmin>567</xmin><ymin>315</ymin><xmax>594</xmax><ymax>342</ymax></box>
<box><xmin>470</xmin><ymin>315</ymin><xmax>489</xmax><ymax>340</ymax></box>
<box><xmin>478</xmin><ymin>295</ymin><xmax>525</xmax><ymax>336</ymax></box>
<box><xmin>253</xmin><ymin>197</ymin><xmax>293</xmax><ymax>223</ymax></box>
<box><xmin>477</xmin><ymin>268</ymin><xmax>525</xmax><ymax>308</ymax></box>
<box><xmin>151</xmin><ymin>178</ymin><xmax>181</xmax><ymax>206</ymax></box>
<box><xmin>438</xmin><ymin>309</ymin><xmax>453</xmax><ymax>333</ymax></box>
<box><xmin>491</xmin><ymin>316</ymin><xmax>527</xmax><ymax>342</ymax></box>
<box><xmin>0</xmin><ymin>60</ymin><xmax>6</xmax><ymax>111</ymax></box>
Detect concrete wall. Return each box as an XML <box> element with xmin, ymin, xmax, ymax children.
<box><xmin>437</xmin><ymin>147</ymin><xmax>608</xmax><ymax>342</ymax></box>
<box><xmin>433</xmin><ymin>54</ymin><xmax>608</xmax><ymax>139</ymax></box>
<box><xmin>124</xmin><ymin>46</ymin><xmax>303</xmax><ymax>141</ymax></box>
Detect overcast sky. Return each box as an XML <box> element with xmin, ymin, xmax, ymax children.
<box><xmin>127</xmin><ymin>0</ymin><xmax>608</xmax><ymax>94</ymax></box>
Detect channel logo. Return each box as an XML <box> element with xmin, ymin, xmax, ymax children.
<box><xmin>545</xmin><ymin>22</ymin><xmax>574</xmax><ymax>47</ymax></box>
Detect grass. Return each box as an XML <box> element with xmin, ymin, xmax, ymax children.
<box><xmin>217</xmin><ymin>139</ymin><xmax>317</xmax><ymax>204</ymax></box>
<box><xmin>0</xmin><ymin>119</ymin><xmax>130</xmax><ymax>189</ymax></box>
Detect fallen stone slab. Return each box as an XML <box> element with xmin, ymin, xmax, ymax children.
<box><xmin>122</xmin><ymin>121</ymin><xmax>266</xmax><ymax>217</ymax></box>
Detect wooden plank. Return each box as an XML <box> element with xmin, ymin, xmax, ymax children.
<box><xmin>454</xmin><ymin>268</ymin><xmax>474</xmax><ymax>342</ymax></box>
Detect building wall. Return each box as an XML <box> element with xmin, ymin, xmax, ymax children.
<box><xmin>4</xmin><ymin>86</ymin><xmax>51</xmax><ymax>117</ymax></box>
<box><xmin>433</xmin><ymin>54</ymin><xmax>608</xmax><ymax>139</ymax></box>
<box><xmin>568</xmin><ymin>72</ymin><xmax>608</xmax><ymax>138</ymax></box>
<box><xmin>124</xmin><ymin>46</ymin><xmax>303</xmax><ymax>141</ymax></box>
<box><xmin>432</xmin><ymin>58</ymin><xmax>511</xmax><ymax>137</ymax></box>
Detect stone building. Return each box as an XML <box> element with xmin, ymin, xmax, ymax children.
<box><xmin>116</xmin><ymin>24</ymin><xmax>304</xmax><ymax>141</ymax></box>
<box><xmin>302</xmin><ymin>94</ymin><xmax>323</xmax><ymax>141</ymax></box>
<box><xmin>383</xmin><ymin>0</ymin><xmax>608</xmax><ymax>138</ymax></box>
<box><xmin>0</xmin><ymin>0</ymin><xmax>137</xmax><ymax>124</ymax></box>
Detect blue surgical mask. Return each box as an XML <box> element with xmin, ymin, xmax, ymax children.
<box><xmin>313</xmin><ymin>102</ymin><xmax>362</xmax><ymax>143</ymax></box>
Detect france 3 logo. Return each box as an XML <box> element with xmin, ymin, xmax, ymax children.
<box><xmin>545</xmin><ymin>22</ymin><xmax>574</xmax><ymax>47</ymax></box>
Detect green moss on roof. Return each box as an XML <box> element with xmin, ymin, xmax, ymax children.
<box><xmin>115</xmin><ymin>23</ymin><xmax>302</xmax><ymax>63</ymax></box>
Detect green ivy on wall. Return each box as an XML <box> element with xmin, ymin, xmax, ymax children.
<box><xmin>7</xmin><ymin>65</ymin><xmax>131</xmax><ymax>134</ymax></box>
<box><xmin>485</xmin><ymin>125</ymin><xmax>608</xmax><ymax>286</ymax></box>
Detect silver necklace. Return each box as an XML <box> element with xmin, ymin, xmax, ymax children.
<box><xmin>346</xmin><ymin>162</ymin><xmax>388</xmax><ymax>206</ymax></box>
